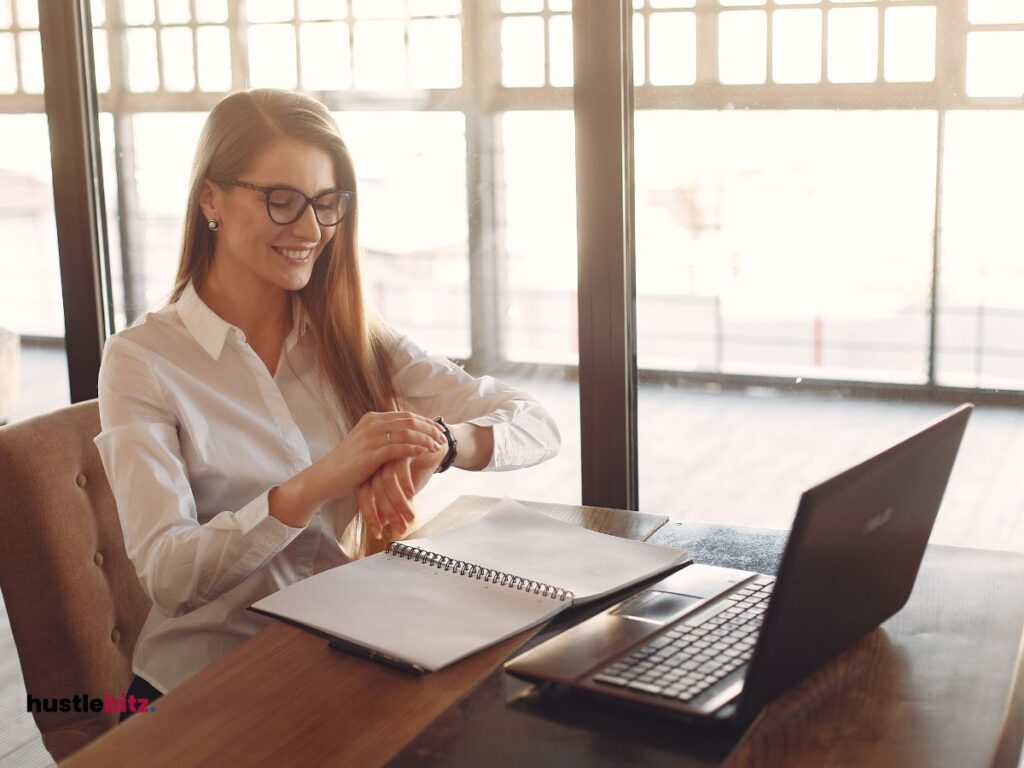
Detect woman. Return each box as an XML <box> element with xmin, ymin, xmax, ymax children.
<box><xmin>94</xmin><ymin>89</ymin><xmax>560</xmax><ymax>716</ymax></box>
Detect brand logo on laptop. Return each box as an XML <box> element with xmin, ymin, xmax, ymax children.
<box><xmin>863</xmin><ymin>507</ymin><xmax>894</xmax><ymax>535</ymax></box>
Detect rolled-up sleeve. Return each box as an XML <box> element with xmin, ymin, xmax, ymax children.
<box><xmin>388</xmin><ymin>332</ymin><xmax>561</xmax><ymax>471</ymax></box>
<box><xmin>94</xmin><ymin>336</ymin><xmax>305</xmax><ymax>618</ymax></box>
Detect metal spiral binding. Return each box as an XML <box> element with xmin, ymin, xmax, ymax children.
<box><xmin>386</xmin><ymin>542</ymin><xmax>575</xmax><ymax>603</ymax></box>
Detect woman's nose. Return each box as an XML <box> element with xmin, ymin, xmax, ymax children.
<box><xmin>292</xmin><ymin>202</ymin><xmax>322</xmax><ymax>240</ymax></box>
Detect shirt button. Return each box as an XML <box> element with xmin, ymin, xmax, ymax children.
<box><xmin>110</xmin><ymin>628</ymin><xmax>121</xmax><ymax>644</ymax></box>
<box><xmin>76</xmin><ymin>473</ymin><xmax>87</xmax><ymax>488</ymax></box>
<box><xmin>94</xmin><ymin>551</ymin><xmax>104</xmax><ymax>567</ymax></box>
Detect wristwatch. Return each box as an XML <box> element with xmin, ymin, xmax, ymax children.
<box><xmin>433</xmin><ymin>416</ymin><xmax>458</xmax><ymax>473</ymax></box>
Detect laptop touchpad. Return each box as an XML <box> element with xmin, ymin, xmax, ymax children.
<box><xmin>613</xmin><ymin>590</ymin><xmax>702</xmax><ymax>625</ymax></box>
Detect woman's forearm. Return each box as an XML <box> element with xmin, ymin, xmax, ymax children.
<box><xmin>451</xmin><ymin>423</ymin><xmax>494</xmax><ymax>471</ymax></box>
<box><xmin>268</xmin><ymin>461</ymin><xmax>329</xmax><ymax>528</ymax></box>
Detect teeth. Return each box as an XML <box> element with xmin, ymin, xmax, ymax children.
<box><xmin>277</xmin><ymin>247</ymin><xmax>311</xmax><ymax>261</ymax></box>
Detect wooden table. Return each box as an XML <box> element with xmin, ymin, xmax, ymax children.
<box><xmin>61</xmin><ymin>497</ymin><xmax>1024</xmax><ymax>768</ymax></box>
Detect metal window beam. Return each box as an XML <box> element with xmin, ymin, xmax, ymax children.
<box><xmin>573</xmin><ymin>1</ymin><xmax>638</xmax><ymax>510</ymax></box>
<box><xmin>38</xmin><ymin>0</ymin><xmax>112</xmax><ymax>402</ymax></box>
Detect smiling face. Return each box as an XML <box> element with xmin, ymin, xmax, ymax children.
<box><xmin>199</xmin><ymin>136</ymin><xmax>339</xmax><ymax>295</ymax></box>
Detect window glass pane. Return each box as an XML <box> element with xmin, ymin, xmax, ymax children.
<box><xmin>966</xmin><ymin>32</ymin><xmax>1024</xmax><ymax>98</ymax></box>
<box><xmin>548</xmin><ymin>14</ymin><xmax>572</xmax><ymax>87</ymax></box>
<box><xmin>14</xmin><ymin>0</ymin><xmax>36</xmax><ymax>27</ymax></box>
<box><xmin>114</xmin><ymin>113</ymin><xmax>207</xmax><ymax>322</ymax></box>
<box><xmin>195</xmin><ymin>0</ymin><xmax>228</xmax><ymax>24</ymax></box>
<box><xmin>161</xmin><ymin>26</ymin><xmax>196</xmax><ymax>91</ymax></box>
<box><xmin>827</xmin><ymin>7</ymin><xmax>878</xmax><ymax>83</ymax></box>
<box><xmin>969</xmin><ymin>0</ymin><xmax>1024</xmax><ymax>24</ymax></box>
<box><xmin>18</xmin><ymin>30</ymin><xmax>43</xmax><ymax>93</ymax></box>
<box><xmin>772</xmin><ymin>8</ymin><xmax>821</xmax><ymax>84</ymax></box>
<box><xmin>0</xmin><ymin>1</ymin><xmax>12</xmax><ymax>27</ymax></box>
<box><xmin>248</xmin><ymin>23</ymin><xmax>298</xmax><ymax>89</ymax></box>
<box><xmin>353</xmin><ymin>0</ymin><xmax>404</xmax><ymax>17</ymax></box>
<box><xmin>502</xmin><ymin>0</ymin><xmax>544</xmax><ymax>11</ymax></box>
<box><xmin>300</xmin><ymin>0</ymin><xmax>348</xmax><ymax>20</ymax></box>
<box><xmin>93</xmin><ymin>28</ymin><xmax>111</xmax><ymax>92</ymax></box>
<box><xmin>502</xmin><ymin>111</ymin><xmax>578</xmax><ymax>365</ymax></box>
<box><xmin>332</xmin><ymin>112</ymin><xmax>469</xmax><ymax>358</ymax></box>
<box><xmin>197</xmin><ymin>26</ymin><xmax>232</xmax><ymax>91</ymax></box>
<box><xmin>633</xmin><ymin>12</ymin><xmax>645</xmax><ymax>85</ymax></box>
<box><xmin>300</xmin><ymin>22</ymin><xmax>351</xmax><ymax>91</ymax></box>
<box><xmin>127</xmin><ymin>28</ymin><xmax>160</xmax><ymax>91</ymax></box>
<box><xmin>158</xmin><ymin>0</ymin><xmax>191</xmax><ymax>25</ymax></box>
<box><xmin>353</xmin><ymin>20</ymin><xmax>406</xmax><ymax>89</ymax></box>
<box><xmin>90</xmin><ymin>0</ymin><xmax>106</xmax><ymax>27</ymax></box>
<box><xmin>409</xmin><ymin>0</ymin><xmax>461</xmax><ymax>13</ymax></box>
<box><xmin>0</xmin><ymin>114</ymin><xmax>70</xmax><ymax>422</ymax></box>
<box><xmin>648</xmin><ymin>12</ymin><xmax>696</xmax><ymax>85</ymax></box>
<box><xmin>939</xmin><ymin>112</ymin><xmax>1024</xmax><ymax>389</ymax></box>
<box><xmin>718</xmin><ymin>10</ymin><xmax>767</xmax><ymax>85</ymax></box>
<box><xmin>884</xmin><ymin>6</ymin><xmax>935</xmax><ymax>83</ymax></box>
<box><xmin>408</xmin><ymin>18</ymin><xmax>462</xmax><ymax>89</ymax></box>
<box><xmin>247</xmin><ymin>0</ymin><xmax>292</xmax><ymax>23</ymax></box>
<box><xmin>634</xmin><ymin>110</ymin><xmax>936</xmax><ymax>382</ymax></box>
<box><xmin>123</xmin><ymin>0</ymin><xmax>155</xmax><ymax>26</ymax></box>
<box><xmin>501</xmin><ymin>16</ymin><xmax>545</xmax><ymax>87</ymax></box>
<box><xmin>0</xmin><ymin>33</ymin><xmax>17</xmax><ymax>92</ymax></box>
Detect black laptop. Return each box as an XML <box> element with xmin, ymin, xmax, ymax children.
<box><xmin>506</xmin><ymin>404</ymin><xmax>973</xmax><ymax>726</ymax></box>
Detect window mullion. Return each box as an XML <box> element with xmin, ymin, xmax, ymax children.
<box><xmin>38</xmin><ymin>0</ymin><xmax>112</xmax><ymax>401</ymax></box>
<box><xmin>573</xmin><ymin>1</ymin><xmax>638</xmax><ymax>510</ymax></box>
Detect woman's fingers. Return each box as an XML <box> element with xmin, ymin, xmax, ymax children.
<box><xmin>381</xmin><ymin>467</ymin><xmax>415</xmax><ymax>531</ymax></box>
<box><xmin>372</xmin><ymin>470</ymin><xmax>400</xmax><ymax>533</ymax></box>
<box><xmin>398</xmin><ymin>459</ymin><xmax>415</xmax><ymax>498</ymax></box>
<box><xmin>357</xmin><ymin>482</ymin><xmax>383</xmax><ymax>539</ymax></box>
<box><xmin>382</xmin><ymin>427</ymin><xmax>444</xmax><ymax>451</ymax></box>
<box><xmin>375</xmin><ymin>413</ymin><xmax>445</xmax><ymax>441</ymax></box>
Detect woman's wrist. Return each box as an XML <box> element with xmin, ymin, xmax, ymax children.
<box><xmin>450</xmin><ymin>423</ymin><xmax>494</xmax><ymax>471</ymax></box>
<box><xmin>269</xmin><ymin>462</ymin><xmax>330</xmax><ymax>528</ymax></box>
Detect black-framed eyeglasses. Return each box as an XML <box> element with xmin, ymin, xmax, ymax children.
<box><xmin>218</xmin><ymin>179</ymin><xmax>354</xmax><ymax>227</ymax></box>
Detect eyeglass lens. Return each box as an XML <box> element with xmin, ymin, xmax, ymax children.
<box><xmin>267</xmin><ymin>188</ymin><xmax>348</xmax><ymax>226</ymax></box>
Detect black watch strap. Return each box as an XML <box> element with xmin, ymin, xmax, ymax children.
<box><xmin>433</xmin><ymin>417</ymin><xmax>458</xmax><ymax>473</ymax></box>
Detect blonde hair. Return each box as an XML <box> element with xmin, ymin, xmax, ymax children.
<box><xmin>172</xmin><ymin>89</ymin><xmax>397</xmax><ymax>556</ymax></box>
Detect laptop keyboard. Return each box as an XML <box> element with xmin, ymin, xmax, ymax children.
<box><xmin>592</xmin><ymin>577</ymin><xmax>775</xmax><ymax>704</ymax></box>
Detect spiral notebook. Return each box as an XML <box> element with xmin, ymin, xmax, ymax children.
<box><xmin>249</xmin><ymin>498</ymin><xmax>690</xmax><ymax>672</ymax></box>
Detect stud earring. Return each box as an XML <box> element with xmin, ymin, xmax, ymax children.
<box><xmin>207</xmin><ymin>219</ymin><xmax>219</xmax><ymax>231</ymax></box>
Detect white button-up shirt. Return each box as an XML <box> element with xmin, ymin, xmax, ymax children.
<box><xmin>94</xmin><ymin>281</ymin><xmax>560</xmax><ymax>693</ymax></box>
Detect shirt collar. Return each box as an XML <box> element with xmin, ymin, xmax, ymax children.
<box><xmin>177</xmin><ymin>281</ymin><xmax>312</xmax><ymax>362</ymax></box>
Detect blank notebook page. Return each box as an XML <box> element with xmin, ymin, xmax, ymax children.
<box><xmin>405</xmin><ymin>498</ymin><xmax>688</xmax><ymax>604</ymax></box>
<box><xmin>251</xmin><ymin>551</ymin><xmax>563</xmax><ymax>671</ymax></box>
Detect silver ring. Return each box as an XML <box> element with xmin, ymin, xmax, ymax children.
<box><xmin>386</xmin><ymin>430</ymin><xmax>392</xmax><ymax>444</ymax></box>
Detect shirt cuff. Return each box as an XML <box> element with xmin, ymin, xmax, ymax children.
<box><xmin>465</xmin><ymin>417</ymin><xmax>508</xmax><ymax>471</ymax></box>
<box><xmin>232</xmin><ymin>487</ymin><xmax>307</xmax><ymax>542</ymax></box>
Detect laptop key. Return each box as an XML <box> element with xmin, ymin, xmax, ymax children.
<box><xmin>593</xmin><ymin>674</ymin><xmax>629</xmax><ymax>687</ymax></box>
<box><xmin>627</xmin><ymin>681</ymin><xmax>663</xmax><ymax>695</ymax></box>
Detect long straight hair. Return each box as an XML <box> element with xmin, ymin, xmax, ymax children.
<box><xmin>171</xmin><ymin>89</ymin><xmax>397</xmax><ymax>556</ymax></box>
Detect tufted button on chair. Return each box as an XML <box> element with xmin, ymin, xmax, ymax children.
<box><xmin>0</xmin><ymin>400</ymin><xmax>150</xmax><ymax>761</ymax></box>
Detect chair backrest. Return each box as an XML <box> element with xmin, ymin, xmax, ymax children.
<box><xmin>0</xmin><ymin>400</ymin><xmax>150</xmax><ymax>761</ymax></box>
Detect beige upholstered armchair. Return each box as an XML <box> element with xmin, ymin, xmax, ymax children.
<box><xmin>0</xmin><ymin>400</ymin><xmax>150</xmax><ymax>761</ymax></box>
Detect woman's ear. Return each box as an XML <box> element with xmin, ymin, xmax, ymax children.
<box><xmin>198</xmin><ymin>179</ymin><xmax>220</xmax><ymax>222</ymax></box>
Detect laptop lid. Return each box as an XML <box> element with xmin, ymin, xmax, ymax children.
<box><xmin>733</xmin><ymin>403</ymin><xmax>973</xmax><ymax>721</ymax></box>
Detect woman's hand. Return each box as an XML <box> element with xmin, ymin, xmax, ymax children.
<box><xmin>272</xmin><ymin>411</ymin><xmax>445</xmax><ymax>529</ymax></box>
<box><xmin>358</xmin><ymin>441</ymin><xmax>447</xmax><ymax>539</ymax></box>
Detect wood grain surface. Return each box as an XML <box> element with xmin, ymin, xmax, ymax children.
<box><xmin>59</xmin><ymin>496</ymin><xmax>669</xmax><ymax>768</ymax></box>
<box><xmin>722</xmin><ymin>545</ymin><xmax>1024</xmax><ymax>768</ymax></box>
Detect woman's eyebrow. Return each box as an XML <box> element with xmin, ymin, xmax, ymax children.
<box><xmin>266</xmin><ymin>182</ymin><xmax>342</xmax><ymax>196</ymax></box>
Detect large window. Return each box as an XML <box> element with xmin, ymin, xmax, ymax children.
<box><xmin>0</xmin><ymin>6</ymin><xmax>69</xmax><ymax>424</ymax></box>
<box><xmin>67</xmin><ymin>0</ymin><xmax>583</xmax><ymax>508</ymax></box>
<box><xmin>12</xmin><ymin>0</ymin><xmax>1024</xmax><ymax>511</ymax></box>
<box><xmin>630</xmin><ymin>0</ymin><xmax>1024</xmax><ymax>518</ymax></box>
